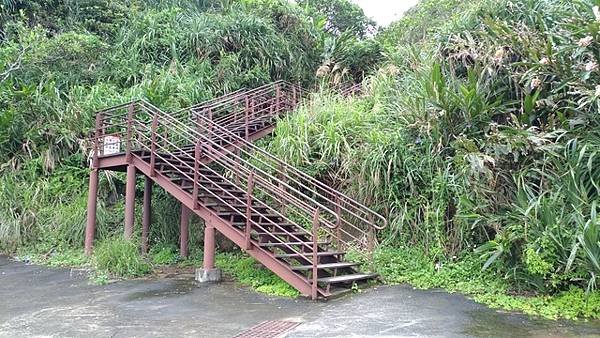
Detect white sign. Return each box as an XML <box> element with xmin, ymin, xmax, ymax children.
<box><xmin>103</xmin><ymin>135</ymin><xmax>121</xmax><ymax>155</ymax></box>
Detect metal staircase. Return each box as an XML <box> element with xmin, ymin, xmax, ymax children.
<box><xmin>85</xmin><ymin>81</ymin><xmax>386</xmax><ymax>299</ymax></box>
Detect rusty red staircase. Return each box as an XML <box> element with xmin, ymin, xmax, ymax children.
<box><xmin>84</xmin><ymin>81</ymin><xmax>386</xmax><ymax>299</ymax></box>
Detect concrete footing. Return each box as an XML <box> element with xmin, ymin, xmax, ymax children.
<box><xmin>196</xmin><ymin>268</ymin><xmax>222</xmax><ymax>283</ymax></box>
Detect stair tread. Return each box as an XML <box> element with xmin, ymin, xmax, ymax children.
<box><xmin>256</xmin><ymin>231</ymin><xmax>309</xmax><ymax>236</ymax></box>
<box><xmin>275</xmin><ymin>251</ymin><xmax>345</xmax><ymax>258</ymax></box>
<box><xmin>317</xmin><ymin>273</ymin><xmax>378</xmax><ymax>284</ymax></box>
<box><xmin>218</xmin><ymin>211</ymin><xmax>280</xmax><ymax>217</ymax></box>
<box><xmin>291</xmin><ymin>262</ymin><xmax>358</xmax><ymax>271</ymax></box>
<box><xmin>259</xmin><ymin>241</ymin><xmax>328</xmax><ymax>247</ymax></box>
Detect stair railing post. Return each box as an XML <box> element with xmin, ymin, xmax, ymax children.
<box><xmin>192</xmin><ymin>139</ymin><xmax>201</xmax><ymax>210</ymax></box>
<box><xmin>278</xmin><ymin>163</ymin><xmax>287</xmax><ymax>215</ymax></box>
<box><xmin>207</xmin><ymin>107</ymin><xmax>213</xmax><ymax>133</ymax></box>
<box><xmin>245</xmin><ymin>171</ymin><xmax>255</xmax><ymax>251</ymax></box>
<box><xmin>244</xmin><ymin>96</ymin><xmax>250</xmax><ymax>141</ymax></box>
<box><xmin>275</xmin><ymin>83</ymin><xmax>281</xmax><ymax>115</ymax></box>
<box><xmin>292</xmin><ymin>84</ymin><xmax>297</xmax><ymax>109</ymax></box>
<box><xmin>335</xmin><ymin>193</ymin><xmax>342</xmax><ymax>250</ymax></box>
<box><xmin>93</xmin><ymin>112</ymin><xmax>102</xmax><ymax>168</ymax></box>
<box><xmin>311</xmin><ymin>208</ymin><xmax>320</xmax><ymax>301</ymax></box>
<box><xmin>234</xmin><ymin>148</ymin><xmax>241</xmax><ymax>186</ymax></box>
<box><xmin>126</xmin><ymin>102</ymin><xmax>135</xmax><ymax>163</ymax></box>
<box><xmin>150</xmin><ymin>113</ymin><xmax>158</xmax><ymax>177</ymax></box>
<box><xmin>233</xmin><ymin>98</ymin><xmax>239</xmax><ymax>122</ymax></box>
<box><xmin>367</xmin><ymin>214</ymin><xmax>375</xmax><ymax>270</ymax></box>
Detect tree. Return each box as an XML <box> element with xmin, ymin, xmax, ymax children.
<box><xmin>298</xmin><ymin>0</ymin><xmax>377</xmax><ymax>38</ymax></box>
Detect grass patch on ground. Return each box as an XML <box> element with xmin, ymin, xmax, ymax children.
<box><xmin>11</xmin><ymin>241</ymin><xmax>297</xmax><ymax>297</ymax></box>
<box><xmin>374</xmin><ymin>246</ymin><xmax>600</xmax><ymax>320</ymax></box>
<box><xmin>215</xmin><ymin>251</ymin><xmax>300</xmax><ymax>298</ymax></box>
<box><xmin>150</xmin><ymin>243</ymin><xmax>180</xmax><ymax>265</ymax></box>
<box><xmin>93</xmin><ymin>237</ymin><xmax>151</xmax><ymax>278</ymax></box>
<box><xmin>14</xmin><ymin>247</ymin><xmax>90</xmax><ymax>268</ymax></box>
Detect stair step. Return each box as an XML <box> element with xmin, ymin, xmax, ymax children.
<box><xmin>291</xmin><ymin>262</ymin><xmax>358</xmax><ymax>271</ymax></box>
<box><xmin>256</xmin><ymin>231</ymin><xmax>309</xmax><ymax>237</ymax></box>
<box><xmin>317</xmin><ymin>273</ymin><xmax>378</xmax><ymax>284</ymax></box>
<box><xmin>275</xmin><ymin>251</ymin><xmax>345</xmax><ymax>259</ymax></box>
<box><xmin>218</xmin><ymin>211</ymin><xmax>281</xmax><ymax>218</ymax></box>
<box><xmin>205</xmin><ymin>202</ymin><xmax>267</xmax><ymax>210</ymax></box>
<box><xmin>232</xmin><ymin>221</ymin><xmax>296</xmax><ymax>228</ymax></box>
<box><xmin>259</xmin><ymin>241</ymin><xmax>328</xmax><ymax>248</ymax></box>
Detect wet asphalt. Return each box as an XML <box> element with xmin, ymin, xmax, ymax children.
<box><xmin>1</xmin><ymin>255</ymin><xmax>599</xmax><ymax>338</ymax></box>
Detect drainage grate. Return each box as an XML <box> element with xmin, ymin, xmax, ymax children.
<box><xmin>233</xmin><ymin>320</ymin><xmax>301</xmax><ymax>338</ymax></box>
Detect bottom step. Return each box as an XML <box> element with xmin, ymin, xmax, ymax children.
<box><xmin>318</xmin><ymin>273</ymin><xmax>378</xmax><ymax>284</ymax></box>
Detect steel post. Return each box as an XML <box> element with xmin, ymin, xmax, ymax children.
<box><xmin>311</xmin><ymin>208</ymin><xmax>320</xmax><ymax>300</ymax></box>
<box><xmin>180</xmin><ymin>204</ymin><xmax>190</xmax><ymax>258</ymax></box>
<box><xmin>84</xmin><ymin>168</ymin><xmax>99</xmax><ymax>256</ymax></box>
<box><xmin>335</xmin><ymin>193</ymin><xmax>342</xmax><ymax>249</ymax></box>
<box><xmin>368</xmin><ymin>214</ymin><xmax>375</xmax><ymax>269</ymax></box>
<box><xmin>142</xmin><ymin>176</ymin><xmax>152</xmax><ymax>254</ymax></box>
<box><xmin>245</xmin><ymin>171</ymin><xmax>255</xmax><ymax>250</ymax></box>
<box><xmin>124</xmin><ymin>164</ymin><xmax>136</xmax><ymax>240</ymax></box>
<box><xmin>150</xmin><ymin>113</ymin><xmax>158</xmax><ymax>177</ymax></box>
<box><xmin>244</xmin><ymin>96</ymin><xmax>250</xmax><ymax>141</ymax></box>
<box><xmin>126</xmin><ymin>103</ymin><xmax>135</xmax><ymax>163</ymax></box>
<box><xmin>192</xmin><ymin>140</ymin><xmax>201</xmax><ymax>210</ymax></box>
<box><xmin>203</xmin><ymin>221</ymin><xmax>216</xmax><ymax>270</ymax></box>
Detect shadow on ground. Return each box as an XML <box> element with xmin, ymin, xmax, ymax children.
<box><xmin>1</xmin><ymin>256</ymin><xmax>599</xmax><ymax>337</ymax></box>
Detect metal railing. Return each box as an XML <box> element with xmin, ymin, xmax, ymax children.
<box><xmin>186</xmin><ymin>112</ymin><xmax>387</xmax><ymax>251</ymax></box>
<box><xmin>89</xmin><ymin>81</ymin><xmax>386</xmax><ymax>290</ymax></box>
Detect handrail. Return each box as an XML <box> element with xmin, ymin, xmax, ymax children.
<box><xmin>89</xmin><ymin>81</ymin><xmax>386</xmax><ymax>256</ymax></box>
<box><xmin>190</xmin><ymin>112</ymin><xmax>388</xmax><ymax>231</ymax></box>
<box><xmin>182</xmin><ymin>112</ymin><xmax>386</xmax><ymax>250</ymax></box>
<box><xmin>132</xmin><ymin>127</ymin><xmax>317</xmax><ymax>264</ymax></box>
<box><xmin>136</xmin><ymin>101</ymin><xmax>341</xmax><ymax>230</ymax></box>
<box><xmin>93</xmin><ymin>101</ymin><xmax>325</xmax><ymax>267</ymax></box>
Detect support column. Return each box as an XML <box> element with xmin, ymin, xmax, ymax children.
<box><xmin>180</xmin><ymin>204</ymin><xmax>190</xmax><ymax>258</ymax></box>
<box><xmin>196</xmin><ymin>220</ymin><xmax>222</xmax><ymax>283</ymax></box>
<box><xmin>142</xmin><ymin>176</ymin><xmax>152</xmax><ymax>254</ymax></box>
<box><xmin>124</xmin><ymin>164</ymin><xmax>136</xmax><ymax>240</ymax></box>
<box><xmin>84</xmin><ymin>168</ymin><xmax>99</xmax><ymax>256</ymax></box>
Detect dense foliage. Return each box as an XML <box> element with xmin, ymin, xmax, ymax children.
<box><xmin>297</xmin><ymin>0</ymin><xmax>376</xmax><ymax>38</ymax></box>
<box><xmin>2</xmin><ymin>0</ymin><xmax>600</xmax><ymax>320</ymax></box>
<box><xmin>269</xmin><ymin>0</ymin><xmax>600</xmax><ymax>317</ymax></box>
<box><xmin>0</xmin><ymin>0</ymin><xmax>376</xmax><ymax>252</ymax></box>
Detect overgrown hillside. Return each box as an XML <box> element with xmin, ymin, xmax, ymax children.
<box><xmin>2</xmin><ymin>0</ymin><xmax>600</xmax><ymax>320</ymax></box>
<box><xmin>269</xmin><ymin>0</ymin><xmax>600</xmax><ymax>318</ymax></box>
<box><xmin>0</xmin><ymin>0</ymin><xmax>378</xmax><ymax>252</ymax></box>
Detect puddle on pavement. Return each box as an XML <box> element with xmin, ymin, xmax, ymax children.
<box><xmin>125</xmin><ymin>278</ymin><xmax>198</xmax><ymax>301</ymax></box>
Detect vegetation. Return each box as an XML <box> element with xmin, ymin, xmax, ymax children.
<box><xmin>0</xmin><ymin>0</ymin><xmax>358</xmax><ymax>252</ymax></box>
<box><xmin>268</xmin><ymin>0</ymin><xmax>600</xmax><ymax>319</ymax></box>
<box><xmin>2</xmin><ymin>0</ymin><xmax>600</xmax><ymax>321</ymax></box>
<box><xmin>372</xmin><ymin>246</ymin><xmax>600</xmax><ymax>320</ymax></box>
<box><xmin>297</xmin><ymin>0</ymin><xmax>376</xmax><ymax>38</ymax></box>
<box><xmin>216</xmin><ymin>251</ymin><xmax>300</xmax><ymax>297</ymax></box>
<box><xmin>94</xmin><ymin>237</ymin><xmax>151</xmax><ymax>278</ymax></box>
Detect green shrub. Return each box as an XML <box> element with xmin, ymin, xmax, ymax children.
<box><xmin>150</xmin><ymin>243</ymin><xmax>180</xmax><ymax>265</ymax></box>
<box><xmin>94</xmin><ymin>238</ymin><xmax>150</xmax><ymax>278</ymax></box>
<box><xmin>216</xmin><ymin>252</ymin><xmax>300</xmax><ymax>298</ymax></box>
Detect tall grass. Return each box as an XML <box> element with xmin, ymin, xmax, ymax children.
<box><xmin>269</xmin><ymin>0</ymin><xmax>600</xmax><ymax>295</ymax></box>
<box><xmin>0</xmin><ymin>0</ymin><xmax>328</xmax><ymax>252</ymax></box>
